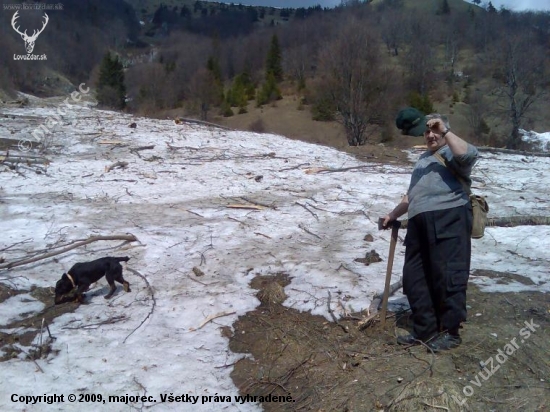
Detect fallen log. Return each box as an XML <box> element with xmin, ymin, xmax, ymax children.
<box><xmin>398</xmin><ymin>215</ymin><xmax>550</xmax><ymax>231</ymax></box>
<box><xmin>412</xmin><ymin>145</ymin><xmax>550</xmax><ymax>157</ymax></box>
<box><xmin>477</xmin><ymin>147</ymin><xmax>550</xmax><ymax>157</ymax></box>
<box><xmin>0</xmin><ymin>150</ymin><xmax>50</xmax><ymax>165</ymax></box>
<box><xmin>486</xmin><ymin>215</ymin><xmax>550</xmax><ymax>227</ymax></box>
<box><xmin>358</xmin><ymin>278</ymin><xmax>403</xmax><ymax>330</ymax></box>
<box><xmin>0</xmin><ymin>234</ymin><xmax>138</xmax><ymax>270</ymax></box>
<box><xmin>173</xmin><ymin>116</ymin><xmax>233</xmax><ymax>131</ymax></box>
<box><xmin>368</xmin><ymin>278</ymin><xmax>404</xmax><ymax>314</ymax></box>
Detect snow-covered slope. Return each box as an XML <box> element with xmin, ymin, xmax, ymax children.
<box><xmin>0</xmin><ymin>102</ymin><xmax>549</xmax><ymax>411</ymax></box>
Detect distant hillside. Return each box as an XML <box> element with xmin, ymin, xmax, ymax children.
<box><xmin>124</xmin><ymin>0</ymin><xmax>327</xmax><ymax>37</ymax></box>
<box><xmin>0</xmin><ymin>0</ymin><xmax>140</xmax><ymax>96</ymax></box>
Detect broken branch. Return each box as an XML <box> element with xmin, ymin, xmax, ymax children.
<box><xmin>130</xmin><ymin>145</ymin><xmax>155</xmax><ymax>152</ymax></box>
<box><xmin>227</xmin><ymin>204</ymin><xmax>264</xmax><ymax>210</ymax></box>
<box><xmin>189</xmin><ymin>311</ymin><xmax>236</xmax><ymax>331</ymax></box>
<box><xmin>327</xmin><ymin>291</ymin><xmax>348</xmax><ymax>333</ymax></box>
<box><xmin>298</xmin><ymin>224</ymin><xmax>322</xmax><ymax>240</ymax></box>
<box><xmin>304</xmin><ymin>165</ymin><xmax>377</xmax><ymax>174</ymax></box>
<box><xmin>123</xmin><ymin>268</ymin><xmax>156</xmax><ymax>344</ymax></box>
<box><xmin>295</xmin><ymin>202</ymin><xmax>319</xmax><ymax>221</ymax></box>
<box><xmin>0</xmin><ymin>234</ymin><xmax>138</xmax><ymax>270</ymax></box>
<box><xmin>105</xmin><ymin>161</ymin><xmax>128</xmax><ymax>172</ymax></box>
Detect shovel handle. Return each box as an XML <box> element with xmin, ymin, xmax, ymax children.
<box><xmin>379</xmin><ymin>223</ymin><xmax>399</xmax><ymax>326</ymax></box>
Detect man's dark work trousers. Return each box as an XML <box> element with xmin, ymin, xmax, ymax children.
<box><xmin>403</xmin><ymin>204</ymin><xmax>472</xmax><ymax>340</ymax></box>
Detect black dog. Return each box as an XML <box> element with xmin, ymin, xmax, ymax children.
<box><xmin>55</xmin><ymin>256</ymin><xmax>131</xmax><ymax>304</ymax></box>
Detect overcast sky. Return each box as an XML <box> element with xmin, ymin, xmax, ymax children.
<box><xmin>211</xmin><ymin>0</ymin><xmax>550</xmax><ymax>11</ymax></box>
<box><xmin>467</xmin><ymin>0</ymin><xmax>550</xmax><ymax>11</ymax></box>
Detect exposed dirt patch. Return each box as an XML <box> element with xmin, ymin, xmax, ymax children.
<box><xmin>250</xmin><ymin>273</ymin><xmax>292</xmax><ymax>306</ymax></box>
<box><xmin>473</xmin><ymin>269</ymin><xmax>537</xmax><ymax>286</ymax></box>
<box><xmin>355</xmin><ymin>249</ymin><xmax>383</xmax><ymax>266</ymax></box>
<box><xmin>228</xmin><ymin>271</ymin><xmax>550</xmax><ymax>411</ymax></box>
<box><xmin>0</xmin><ymin>283</ymin><xmax>77</xmax><ymax>362</ymax></box>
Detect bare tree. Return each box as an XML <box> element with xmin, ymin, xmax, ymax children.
<box><xmin>187</xmin><ymin>68</ymin><xmax>220</xmax><ymax>121</ymax></box>
<box><xmin>317</xmin><ymin>18</ymin><xmax>393</xmax><ymax>146</ymax></box>
<box><xmin>379</xmin><ymin>10</ymin><xmax>407</xmax><ymax>56</ymax></box>
<box><xmin>489</xmin><ymin>31</ymin><xmax>547</xmax><ymax>148</ymax></box>
<box><xmin>402</xmin><ymin>13</ymin><xmax>437</xmax><ymax>95</ymax></box>
<box><xmin>280</xmin><ymin>13</ymin><xmax>334</xmax><ymax>84</ymax></box>
<box><xmin>442</xmin><ymin>15</ymin><xmax>466</xmax><ymax>78</ymax></box>
<box><xmin>285</xmin><ymin>44</ymin><xmax>308</xmax><ymax>88</ymax></box>
<box><xmin>126</xmin><ymin>63</ymin><xmax>165</xmax><ymax>113</ymax></box>
<box><xmin>465</xmin><ymin>89</ymin><xmax>491</xmax><ymax>141</ymax></box>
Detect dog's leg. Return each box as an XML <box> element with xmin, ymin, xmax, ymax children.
<box><xmin>118</xmin><ymin>274</ymin><xmax>131</xmax><ymax>293</ymax></box>
<box><xmin>104</xmin><ymin>269</ymin><xmax>118</xmax><ymax>299</ymax></box>
<box><xmin>104</xmin><ymin>285</ymin><xmax>117</xmax><ymax>299</ymax></box>
<box><xmin>113</xmin><ymin>264</ymin><xmax>131</xmax><ymax>293</ymax></box>
<box><xmin>104</xmin><ymin>278</ymin><xmax>117</xmax><ymax>299</ymax></box>
<box><xmin>76</xmin><ymin>284</ymin><xmax>90</xmax><ymax>303</ymax></box>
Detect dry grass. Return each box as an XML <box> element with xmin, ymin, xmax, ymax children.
<box><xmin>210</xmin><ymin>93</ymin><xmax>414</xmax><ymax>163</ymax></box>
<box><xmin>256</xmin><ymin>282</ymin><xmax>287</xmax><ymax>305</ymax></box>
<box><xmin>388</xmin><ymin>377</ymin><xmax>472</xmax><ymax>412</ymax></box>
<box><xmin>230</xmin><ymin>276</ymin><xmax>550</xmax><ymax>412</ymax></box>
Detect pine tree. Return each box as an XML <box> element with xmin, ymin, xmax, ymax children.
<box><xmin>256</xmin><ymin>73</ymin><xmax>281</xmax><ymax>107</ymax></box>
<box><xmin>97</xmin><ymin>52</ymin><xmax>126</xmax><ymax>109</ymax></box>
<box><xmin>265</xmin><ymin>34</ymin><xmax>283</xmax><ymax>82</ymax></box>
<box><xmin>206</xmin><ymin>56</ymin><xmax>222</xmax><ymax>83</ymax></box>
<box><xmin>256</xmin><ymin>35</ymin><xmax>283</xmax><ymax>106</ymax></box>
<box><xmin>226</xmin><ymin>72</ymin><xmax>254</xmax><ymax>111</ymax></box>
<box><xmin>206</xmin><ymin>56</ymin><xmax>224</xmax><ymax>105</ymax></box>
<box><xmin>440</xmin><ymin>0</ymin><xmax>450</xmax><ymax>15</ymax></box>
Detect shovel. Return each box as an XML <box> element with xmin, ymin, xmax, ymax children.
<box><xmin>378</xmin><ymin>218</ymin><xmax>401</xmax><ymax>326</ymax></box>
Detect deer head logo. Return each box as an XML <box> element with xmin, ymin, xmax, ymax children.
<box><xmin>11</xmin><ymin>11</ymin><xmax>49</xmax><ymax>54</ymax></box>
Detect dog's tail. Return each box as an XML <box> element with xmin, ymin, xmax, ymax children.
<box><xmin>113</xmin><ymin>256</ymin><xmax>130</xmax><ymax>263</ymax></box>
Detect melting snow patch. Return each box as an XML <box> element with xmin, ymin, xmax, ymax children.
<box><xmin>0</xmin><ymin>294</ymin><xmax>45</xmax><ymax>326</ymax></box>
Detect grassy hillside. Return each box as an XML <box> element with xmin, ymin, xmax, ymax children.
<box><xmin>2</xmin><ymin>0</ymin><xmax>549</xmax><ymax>150</ymax></box>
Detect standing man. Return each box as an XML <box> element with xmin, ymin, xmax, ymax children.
<box><xmin>384</xmin><ymin>109</ymin><xmax>478</xmax><ymax>352</ymax></box>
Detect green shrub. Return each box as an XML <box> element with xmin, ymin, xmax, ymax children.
<box><xmin>311</xmin><ymin>96</ymin><xmax>335</xmax><ymax>121</ymax></box>
<box><xmin>479</xmin><ymin>118</ymin><xmax>490</xmax><ymax>134</ymax></box>
<box><xmin>256</xmin><ymin>73</ymin><xmax>281</xmax><ymax>107</ymax></box>
<box><xmin>408</xmin><ymin>92</ymin><xmax>434</xmax><ymax>115</ymax></box>
<box><xmin>452</xmin><ymin>91</ymin><xmax>460</xmax><ymax>103</ymax></box>
<box><xmin>220</xmin><ymin>101</ymin><xmax>234</xmax><ymax>117</ymax></box>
